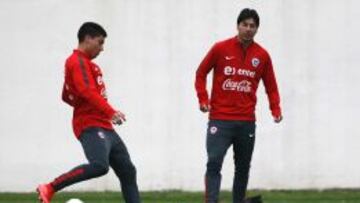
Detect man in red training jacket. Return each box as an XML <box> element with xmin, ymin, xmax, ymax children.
<box><xmin>195</xmin><ymin>8</ymin><xmax>282</xmax><ymax>203</ymax></box>
<box><xmin>36</xmin><ymin>22</ymin><xmax>141</xmax><ymax>203</ymax></box>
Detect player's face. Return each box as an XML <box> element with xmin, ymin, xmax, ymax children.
<box><xmin>85</xmin><ymin>35</ymin><xmax>105</xmax><ymax>59</ymax></box>
<box><xmin>237</xmin><ymin>18</ymin><xmax>258</xmax><ymax>42</ymax></box>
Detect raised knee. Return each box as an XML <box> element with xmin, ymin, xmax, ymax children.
<box><xmin>92</xmin><ymin>162</ymin><xmax>109</xmax><ymax>176</ymax></box>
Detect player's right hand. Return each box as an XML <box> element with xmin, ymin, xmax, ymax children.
<box><xmin>112</xmin><ymin>111</ymin><xmax>126</xmax><ymax>125</ymax></box>
<box><xmin>199</xmin><ymin>103</ymin><xmax>210</xmax><ymax>113</ymax></box>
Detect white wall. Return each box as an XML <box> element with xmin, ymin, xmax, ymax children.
<box><xmin>1</xmin><ymin>0</ymin><xmax>360</xmax><ymax>192</ymax></box>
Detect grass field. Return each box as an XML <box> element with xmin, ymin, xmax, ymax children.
<box><xmin>1</xmin><ymin>190</ymin><xmax>360</xmax><ymax>203</ymax></box>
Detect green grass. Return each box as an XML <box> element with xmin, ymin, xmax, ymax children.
<box><xmin>1</xmin><ymin>190</ymin><xmax>360</xmax><ymax>203</ymax></box>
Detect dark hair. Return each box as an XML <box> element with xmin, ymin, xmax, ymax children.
<box><xmin>77</xmin><ymin>22</ymin><xmax>107</xmax><ymax>43</ymax></box>
<box><xmin>237</xmin><ymin>8</ymin><xmax>260</xmax><ymax>27</ymax></box>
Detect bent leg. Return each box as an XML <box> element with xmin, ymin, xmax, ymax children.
<box><xmin>50</xmin><ymin>127</ymin><xmax>111</xmax><ymax>191</ymax></box>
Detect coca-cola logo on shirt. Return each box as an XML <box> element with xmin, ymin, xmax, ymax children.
<box><xmin>222</xmin><ymin>79</ymin><xmax>252</xmax><ymax>92</ymax></box>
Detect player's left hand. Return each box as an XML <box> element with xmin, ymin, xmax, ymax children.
<box><xmin>273</xmin><ymin>115</ymin><xmax>283</xmax><ymax>123</ymax></box>
<box><xmin>112</xmin><ymin>111</ymin><xmax>126</xmax><ymax>125</ymax></box>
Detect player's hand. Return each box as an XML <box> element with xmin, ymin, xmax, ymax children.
<box><xmin>273</xmin><ymin>115</ymin><xmax>283</xmax><ymax>123</ymax></box>
<box><xmin>112</xmin><ymin>111</ymin><xmax>126</xmax><ymax>125</ymax></box>
<box><xmin>199</xmin><ymin>103</ymin><xmax>210</xmax><ymax>113</ymax></box>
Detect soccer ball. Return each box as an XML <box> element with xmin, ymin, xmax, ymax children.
<box><xmin>66</xmin><ymin>198</ymin><xmax>84</xmax><ymax>203</ymax></box>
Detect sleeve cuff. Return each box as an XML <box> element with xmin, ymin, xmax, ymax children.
<box><xmin>271</xmin><ymin>108</ymin><xmax>282</xmax><ymax>118</ymax></box>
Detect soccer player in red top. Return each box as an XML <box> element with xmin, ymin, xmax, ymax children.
<box><xmin>36</xmin><ymin>22</ymin><xmax>141</xmax><ymax>203</ymax></box>
<box><xmin>195</xmin><ymin>8</ymin><xmax>282</xmax><ymax>203</ymax></box>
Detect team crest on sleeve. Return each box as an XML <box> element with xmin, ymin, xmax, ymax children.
<box><xmin>251</xmin><ymin>58</ymin><xmax>260</xmax><ymax>68</ymax></box>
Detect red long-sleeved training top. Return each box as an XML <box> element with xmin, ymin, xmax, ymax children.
<box><xmin>195</xmin><ymin>36</ymin><xmax>281</xmax><ymax>121</ymax></box>
<box><xmin>62</xmin><ymin>50</ymin><xmax>116</xmax><ymax>138</ymax></box>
